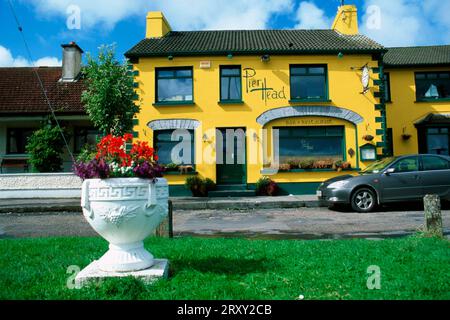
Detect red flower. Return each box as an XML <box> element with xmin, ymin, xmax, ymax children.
<box><xmin>94</xmin><ymin>133</ymin><xmax>158</xmax><ymax>169</ymax></box>
<box><xmin>130</xmin><ymin>141</ymin><xmax>157</xmax><ymax>163</ymax></box>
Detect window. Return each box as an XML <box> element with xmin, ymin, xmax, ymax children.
<box><xmin>156</xmin><ymin>67</ymin><xmax>193</xmax><ymax>103</ymax></box>
<box><xmin>290</xmin><ymin>65</ymin><xmax>328</xmax><ymax>101</ymax></box>
<box><xmin>277</xmin><ymin>126</ymin><xmax>344</xmax><ymax>163</ymax></box>
<box><xmin>74</xmin><ymin>127</ymin><xmax>102</xmax><ymax>153</ymax></box>
<box><xmin>415</xmin><ymin>72</ymin><xmax>450</xmax><ymax>101</ymax></box>
<box><xmin>422</xmin><ymin>156</ymin><xmax>450</xmax><ymax>171</ymax></box>
<box><xmin>154</xmin><ymin>129</ymin><xmax>195</xmax><ymax>165</ymax></box>
<box><xmin>383</xmin><ymin>73</ymin><xmax>391</xmax><ymax>102</ymax></box>
<box><xmin>220</xmin><ymin>66</ymin><xmax>242</xmax><ymax>102</ymax></box>
<box><xmin>392</xmin><ymin>157</ymin><xmax>419</xmax><ymax>173</ymax></box>
<box><xmin>7</xmin><ymin>128</ymin><xmax>34</xmax><ymax>154</ymax></box>
<box><xmin>426</xmin><ymin>127</ymin><xmax>449</xmax><ymax>155</ymax></box>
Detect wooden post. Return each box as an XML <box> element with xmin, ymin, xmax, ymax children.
<box><xmin>156</xmin><ymin>200</ymin><xmax>174</xmax><ymax>238</ymax></box>
<box><xmin>423</xmin><ymin>194</ymin><xmax>443</xmax><ymax>237</ymax></box>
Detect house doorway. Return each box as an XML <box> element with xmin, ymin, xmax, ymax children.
<box><xmin>216</xmin><ymin>127</ymin><xmax>247</xmax><ymax>185</ymax></box>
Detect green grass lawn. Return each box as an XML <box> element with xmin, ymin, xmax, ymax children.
<box><xmin>0</xmin><ymin>236</ymin><xmax>449</xmax><ymax>300</ymax></box>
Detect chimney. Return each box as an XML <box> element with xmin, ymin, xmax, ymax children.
<box><xmin>146</xmin><ymin>12</ymin><xmax>172</xmax><ymax>38</ymax></box>
<box><xmin>61</xmin><ymin>42</ymin><xmax>83</xmax><ymax>82</ymax></box>
<box><xmin>331</xmin><ymin>4</ymin><xmax>359</xmax><ymax>35</ymax></box>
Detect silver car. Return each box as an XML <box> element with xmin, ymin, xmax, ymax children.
<box><xmin>317</xmin><ymin>154</ymin><xmax>450</xmax><ymax>212</ymax></box>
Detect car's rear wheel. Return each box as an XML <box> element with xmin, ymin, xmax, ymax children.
<box><xmin>351</xmin><ymin>188</ymin><xmax>377</xmax><ymax>213</ymax></box>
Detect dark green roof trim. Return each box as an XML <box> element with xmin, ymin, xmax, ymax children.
<box><xmin>385</xmin><ymin>63</ymin><xmax>450</xmax><ymax>69</ymax></box>
<box><xmin>126</xmin><ymin>48</ymin><xmax>386</xmax><ymax>58</ymax></box>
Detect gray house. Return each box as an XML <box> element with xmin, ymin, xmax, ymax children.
<box><xmin>0</xmin><ymin>42</ymin><xmax>97</xmax><ymax>173</ymax></box>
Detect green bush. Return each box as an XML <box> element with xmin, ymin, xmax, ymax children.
<box><xmin>81</xmin><ymin>45</ymin><xmax>140</xmax><ymax>136</ymax></box>
<box><xmin>255</xmin><ymin>176</ymin><xmax>279</xmax><ymax>196</ymax></box>
<box><xmin>165</xmin><ymin>163</ymin><xmax>179</xmax><ymax>172</ymax></box>
<box><xmin>287</xmin><ymin>160</ymin><xmax>299</xmax><ymax>169</ymax></box>
<box><xmin>76</xmin><ymin>144</ymin><xmax>97</xmax><ymax>163</ymax></box>
<box><xmin>299</xmin><ymin>159</ymin><xmax>314</xmax><ymax>169</ymax></box>
<box><xmin>25</xmin><ymin>125</ymin><xmax>68</xmax><ymax>173</ymax></box>
<box><xmin>204</xmin><ymin>178</ymin><xmax>217</xmax><ymax>193</ymax></box>
<box><xmin>185</xmin><ymin>176</ymin><xmax>216</xmax><ymax>197</ymax></box>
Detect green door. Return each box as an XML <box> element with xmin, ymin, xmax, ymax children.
<box><xmin>216</xmin><ymin>128</ymin><xmax>246</xmax><ymax>185</ymax></box>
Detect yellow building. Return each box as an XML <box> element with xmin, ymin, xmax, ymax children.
<box><xmin>125</xmin><ymin>5</ymin><xmax>450</xmax><ymax>196</ymax></box>
<box><xmin>384</xmin><ymin>46</ymin><xmax>450</xmax><ymax>157</ymax></box>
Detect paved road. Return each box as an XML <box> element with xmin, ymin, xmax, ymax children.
<box><xmin>1</xmin><ymin>206</ymin><xmax>449</xmax><ymax>240</ymax></box>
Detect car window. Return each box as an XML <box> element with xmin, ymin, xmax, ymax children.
<box><xmin>360</xmin><ymin>157</ymin><xmax>397</xmax><ymax>174</ymax></box>
<box><xmin>422</xmin><ymin>156</ymin><xmax>450</xmax><ymax>171</ymax></box>
<box><xmin>392</xmin><ymin>157</ymin><xmax>419</xmax><ymax>173</ymax></box>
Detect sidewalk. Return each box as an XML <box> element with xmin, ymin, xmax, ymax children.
<box><xmin>0</xmin><ymin>195</ymin><xmax>321</xmax><ymax>214</ymax></box>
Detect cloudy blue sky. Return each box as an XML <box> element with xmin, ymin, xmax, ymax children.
<box><xmin>1</xmin><ymin>0</ymin><xmax>449</xmax><ymax>67</ymax></box>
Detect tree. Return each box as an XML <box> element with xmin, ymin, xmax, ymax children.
<box><xmin>81</xmin><ymin>45</ymin><xmax>140</xmax><ymax>136</ymax></box>
<box><xmin>26</xmin><ymin>124</ymin><xmax>67</xmax><ymax>173</ymax></box>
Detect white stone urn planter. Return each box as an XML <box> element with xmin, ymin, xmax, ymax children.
<box><xmin>81</xmin><ymin>177</ymin><xmax>169</xmax><ymax>272</ymax></box>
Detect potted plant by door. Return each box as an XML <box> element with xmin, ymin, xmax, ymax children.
<box><xmin>74</xmin><ymin>134</ymin><xmax>168</xmax><ymax>272</ymax></box>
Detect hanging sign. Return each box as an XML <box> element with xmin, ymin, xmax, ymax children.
<box><xmin>361</xmin><ymin>65</ymin><xmax>370</xmax><ymax>94</ymax></box>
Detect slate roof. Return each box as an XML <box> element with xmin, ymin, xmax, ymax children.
<box><xmin>0</xmin><ymin>67</ymin><xmax>86</xmax><ymax>115</ymax></box>
<box><xmin>125</xmin><ymin>30</ymin><xmax>386</xmax><ymax>58</ymax></box>
<box><xmin>384</xmin><ymin>45</ymin><xmax>450</xmax><ymax>67</ymax></box>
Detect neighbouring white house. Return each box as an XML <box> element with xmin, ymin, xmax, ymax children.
<box><xmin>0</xmin><ymin>42</ymin><xmax>98</xmax><ymax>174</ymax></box>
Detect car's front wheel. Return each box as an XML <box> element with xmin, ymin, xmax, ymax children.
<box><xmin>351</xmin><ymin>188</ymin><xmax>377</xmax><ymax>213</ymax></box>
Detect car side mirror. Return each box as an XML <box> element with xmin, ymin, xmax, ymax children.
<box><xmin>384</xmin><ymin>168</ymin><xmax>395</xmax><ymax>175</ymax></box>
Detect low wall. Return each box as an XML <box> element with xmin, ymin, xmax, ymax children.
<box><xmin>0</xmin><ymin>173</ymin><xmax>82</xmax><ymax>199</ymax></box>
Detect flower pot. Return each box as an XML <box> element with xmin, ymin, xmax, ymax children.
<box><xmin>401</xmin><ymin>134</ymin><xmax>412</xmax><ymax>140</ymax></box>
<box><xmin>81</xmin><ymin>177</ymin><xmax>169</xmax><ymax>272</ymax></box>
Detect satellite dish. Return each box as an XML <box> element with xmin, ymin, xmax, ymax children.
<box><xmin>361</xmin><ymin>65</ymin><xmax>370</xmax><ymax>94</ymax></box>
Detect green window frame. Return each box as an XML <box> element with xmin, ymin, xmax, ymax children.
<box><xmin>276</xmin><ymin>126</ymin><xmax>345</xmax><ymax>163</ymax></box>
<box><xmin>153</xmin><ymin>129</ymin><xmax>195</xmax><ymax>166</ymax></box>
<box><xmin>289</xmin><ymin>65</ymin><xmax>329</xmax><ymax>102</ymax></box>
<box><xmin>383</xmin><ymin>72</ymin><xmax>392</xmax><ymax>102</ymax></box>
<box><xmin>220</xmin><ymin>66</ymin><xmax>242</xmax><ymax>103</ymax></box>
<box><xmin>155</xmin><ymin>67</ymin><xmax>194</xmax><ymax>104</ymax></box>
<box><xmin>415</xmin><ymin>71</ymin><xmax>450</xmax><ymax>101</ymax></box>
<box><xmin>6</xmin><ymin>128</ymin><xmax>35</xmax><ymax>155</ymax></box>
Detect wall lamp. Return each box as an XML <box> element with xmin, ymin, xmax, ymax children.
<box><xmin>261</xmin><ymin>54</ymin><xmax>271</xmax><ymax>63</ymax></box>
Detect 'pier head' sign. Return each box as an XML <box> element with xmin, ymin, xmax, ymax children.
<box><xmin>243</xmin><ymin>68</ymin><xmax>286</xmax><ymax>104</ymax></box>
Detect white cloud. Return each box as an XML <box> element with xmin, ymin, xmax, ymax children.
<box><xmin>0</xmin><ymin>45</ymin><xmax>61</xmax><ymax>67</ymax></box>
<box><xmin>294</xmin><ymin>1</ymin><xmax>331</xmax><ymax>29</ymax></box>
<box><xmin>155</xmin><ymin>0</ymin><xmax>293</xmax><ymax>30</ymax></box>
<box><xmin>34</xmin><ymin>57</ymin><xmax>62</xmax><ymax>66</ymax></box>
<box><xmin>24</xmin><ymin>0</ymin><xmax>450</xmax><ymax>45</ymax></box>
<box><xmin>360</xmin><ymin>0</ymin><xmax>450</xmax><ymax>46</ymax></box>
<box><xmin>25</xmin><ymin>0</ymin><xmax>293</xmax><ymax>30</ymax></box>
<box><xmin>0</xmin><ymin>46</ymin><xmax>29</xmax><ymax>67</ymax></box>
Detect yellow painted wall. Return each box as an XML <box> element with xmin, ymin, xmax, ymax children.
<box><xmin>386</xmin><ymin>66</ymin><xmax>450</xmax><ymax>155</ymax></box>
<box><xmin>132</xmin><ymin>54</ymin><xmax>382</xmax><ymax>185</ymax></box>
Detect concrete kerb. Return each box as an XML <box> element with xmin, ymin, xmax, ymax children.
<box><xmin>0</xmin><ymin>196</ymin><xmax>322</xmax><ymax>214</ymax></box>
